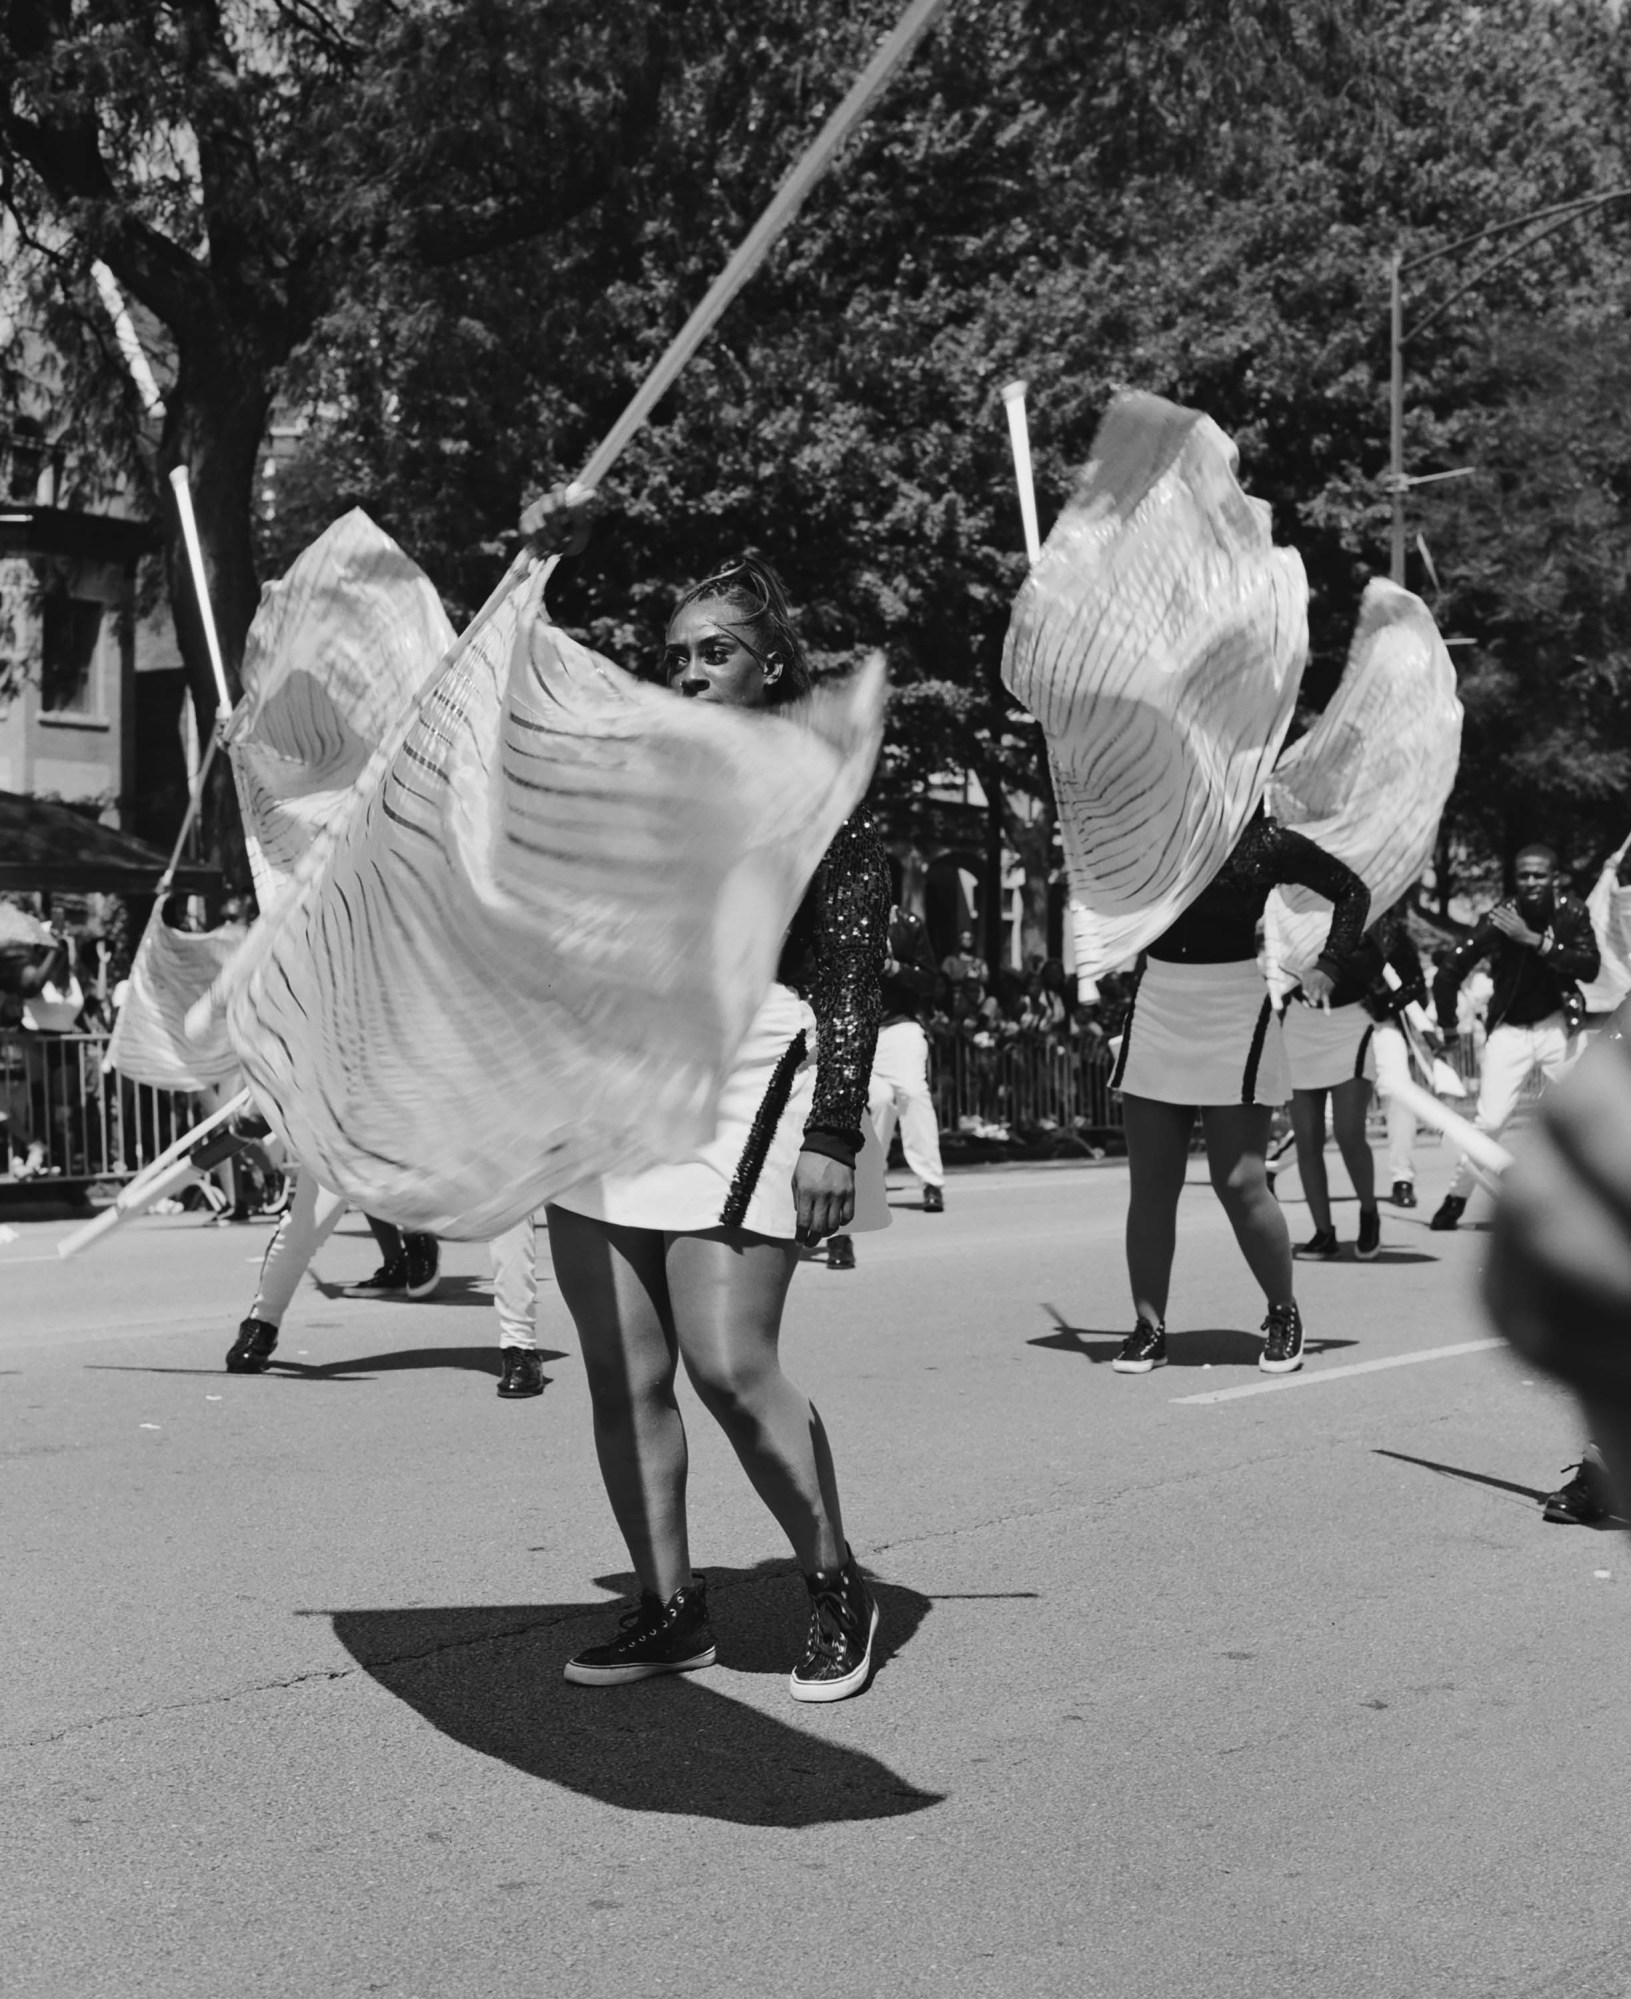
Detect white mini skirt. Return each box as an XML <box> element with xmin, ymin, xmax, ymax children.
<box><xmin>1282</xmin><ymin>1000</ymin><xmax>1375</xmax><ymax>1092</ymax></box>
<box><xmin>1113</xmin><ymin>958</ymin><xmax>1289</xmax><ymax>1107</ymax></box>
<box><xmin>552</xmin><ymin>982</ymin><xmax>890</xmax><ymax>1241</ymax></box>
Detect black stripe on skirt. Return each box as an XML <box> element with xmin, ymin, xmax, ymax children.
<box><xmin>1240</xmin><ymin>997</ymin><xmax>1273</xmax><ymax>1105</ymax></box>
<box><xmin>719</xmin><ymin>1031</ymin><xmax>809</xmax><ymax>1229</ymax></box>
<box><xmin>1354</xmin><ymin>1024</ymin><xmax>1374</xmax><ymax>1082</ymax></box>
<box><xmin>1110</xmin><ymin>993</ymin><xmax>1136</xmax><ymax>1091</ymax></box>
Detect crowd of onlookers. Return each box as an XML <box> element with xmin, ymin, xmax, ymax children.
<box><xmin>926</xmin><ymin>929</ymin><xmax>1135</xmax><ymax>1060</ymax></box>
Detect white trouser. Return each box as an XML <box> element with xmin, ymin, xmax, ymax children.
<box><xmin>249</xmin><ymin>1170</ymin><xmax>347</xmax><ymax>1327</ymax></box>
<box><xmin>1370</xmin><ymin>1024</ymin><xmax>1418</xmax><ymax>1184</ymax></box>
<box><xmin>490</xmin><ymin>1215</ymin><xmax>540</xmax><ymax>1350</ymax></box>
<box><xmin>1447</xmin><ymin>1013</ymin><xmax>1577</xmax><ymax>1199</ymax></box>
<box><xmin>867</xmin><ymin>1019</ymin><xmax>944</xmax><ymax>1189</ymax></box>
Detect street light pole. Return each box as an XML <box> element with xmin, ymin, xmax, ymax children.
<box><xmin>1390</xmin><ymin>250</ymin><xmax>1405</xmax><ymax>585</ymax></box>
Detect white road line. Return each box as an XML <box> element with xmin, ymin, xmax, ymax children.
<box><xmin>1173</xmin><ymin>1338</ymin><xmax>1503</xmax><ymax>1404</ymax></box>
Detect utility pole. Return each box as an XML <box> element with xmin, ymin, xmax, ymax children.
<box><xmin>1389</xmin><ymin>251</ymin><xmax>1405</xmax><ymax>585</ymax></box>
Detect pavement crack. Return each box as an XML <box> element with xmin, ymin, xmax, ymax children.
<box><xmin>10</xmin><ymin>1662</ymin><xmax>360</xmax><ymax>1749</ymax></box>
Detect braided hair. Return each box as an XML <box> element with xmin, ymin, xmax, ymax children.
<box><xmin>668</xmin><ymin>554</ymin><xmax>812</xmax><ymax>708</ymax></box>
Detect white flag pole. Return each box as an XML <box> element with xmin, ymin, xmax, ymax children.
<box><xmin>1001</xmin><ymin>379</ymin><xmax>1042</xmax><ymax>566</ymax></box>
<box><xmin>168</xmin><ymin>466</ymin><xmax>234</xmax><ymax>723</ymax></box>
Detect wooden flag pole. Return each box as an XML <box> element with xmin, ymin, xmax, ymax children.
<box><xmin>1001</xmin><ymin>379</ymin><xmax>1042</xmax><ymax>566</ymax></box>
<box><xmin>168</xmin><ymin>467</ymin><xmax>234</xmax><ymax>722</ymax></box>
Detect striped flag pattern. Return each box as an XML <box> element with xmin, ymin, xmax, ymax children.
<box><xmin>1002</xmin><ymin>393</ymin><xmax>1308</xmax><ymax>977</ymax></box>
<box><xmin>106</xmin><ymin>922</ymin><xmax>243</xmax><ymax>1090</ymax></box>
<box><xmin>1265</xmin><ymin>579</ymin><xmax>1462</xmax><ymax>978</ymax></box>
<box><xmin>214</xmin><ymin>521</ymin><xmax>884</xmax><ymax>1238</ymax></box>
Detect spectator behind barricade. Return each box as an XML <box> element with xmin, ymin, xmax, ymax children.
<box><xmin>941</xmin><ymin>929</ymin><xmax>988</xmax><ymax>986</ymax></box>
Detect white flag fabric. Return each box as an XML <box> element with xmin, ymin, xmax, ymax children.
<box><xmin>213</xmin><ymin>528</ymin><xmax>885</xmax><ymax>1238</ymax></box>
<box><xmin>1265</xmin><ymin>579</ymin><xmax>1462</xmax><ymax>979</ymax></box>
<box><xmin>106</xmin><ymin>922</ymin><xmax>242</xmax><ymax>1089</ymax></box>
<box><xmin>1002</xmin><ymin>392</ymin><xmax>1308</xmax><ymax>977</ymax></box>
<box><xmin>227</xmin><ymin>509</ymin><xmax>456</xmax><ymax>908</ymax></box>
<box><xmin>1581</xmin><ymin>833</ymin><xmax>1631</xmax><ymax>1014</ymax></box>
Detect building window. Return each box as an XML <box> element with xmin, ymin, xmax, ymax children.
<box><xmin>41</xmin><ymin>592</ymin><xmax>103</xmax><ymax>715</ymax></box>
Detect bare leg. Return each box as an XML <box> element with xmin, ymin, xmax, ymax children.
<box><xmin>545</xmin><ymin>1205</ymin><xmax>691</xmax><ymax>1601</ymax></box>
<box><xmin>1122</xmin><ymin>1094</ymin><xmax>1196</xmax><ymax>1326</ymax></box>
<box><xmin>1330</xmin><ymin>1077</ymin><xmax>1377</xmax><ymax>1213</ymax></box>
<box><xmin>1290</xmin><ymin>1088</ymin><xmax>1332</xmax><ymax>1233</ymax></box>
<box><xmin>1202</xmin><ymin>1104</ymin><xmax>1294</xmax><ymax>1308</ymax></box>
<box><xmin>667</xmin><ymin>1228</ymin><xmax>844</xmax><ymax>1573</ymax></box>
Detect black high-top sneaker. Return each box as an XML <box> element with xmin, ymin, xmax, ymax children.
<box><xmin>563</xmin><ymin>1578</ymin><xmax>716</xmax><ymax>1686</ymax></box>
<box><xmin>790</xmin><ymin>1547</ymin><xmax>878</xmax><ymax>1704</ymax></box>
<box><xmin>404</xmin><ymin>1234</ymin><xmax>440</xmax><ymax>1299</ymax></box>
<box><xmin>1259</xmin><ymin>1301</ymin><xmax>1305</xmax><ymax>1374</ymax></box>
<box><xmin>1111</xmin><ymin>1319</ymin><xmax>1166</xmax><ymax>1373</ymax></box>
<box><xmin>1355</xmin><ymin>1208</ymin><xmax>1382</xmax><ymax>1260</ymax></box>
<box><xmin>225</xmin><ymin>1317</ymin><xmax>279</xmax><ymax>1373</ymax></box>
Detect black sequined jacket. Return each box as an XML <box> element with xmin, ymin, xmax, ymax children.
<box><xmin>1149</xmin><ymin>816</ymin><xmax>1370</xmax><ymax>973</ymax></box>
<box><xmin>777</xmin><ymin>809</ymin><xmax>891</xmax><ymax>1169</ymax></box>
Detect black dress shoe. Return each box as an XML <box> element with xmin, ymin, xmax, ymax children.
<box><xmin>827</xmin><ymin>1234</ymin><xmax>856</xmax><ymax>1270</ymax></box>
<box><xmin>497</xmin><ymin>1348</ymin><xmax>546</xmax><ymax>1398</ymax></box>
<box><xmin>1429</xmin><ymin>1194</ymin><xmax>1466</xmax><ymax>1232</ymax></box>
<box><xmin>1391</xmin><ymin>1179</ymin><xmax>1417</xmax><ymax>1209</ymax></box>
<box><xmin>922</xmin><ymin>1184</ymin><xmax>944</xmax><ymax>1213</ymax></box>
<box><xmin>225</xmin><ymin>1317</ymin><xmax>279</xmax><ymax>1373</ymax></box>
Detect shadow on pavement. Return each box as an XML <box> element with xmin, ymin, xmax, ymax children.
<box><xmin>268</xmin><ymin>1344</ymin><xmax>568</xmax><ymax>1380</ymax></box>
<box><xmin>1031</xmin><ymin>1315</ymin><xmax>1358</xmax><ymax>1367</ymax></box>
<box><xmin>1374</xmin><ymin>1447</ymin><xmax>1554</xmax><ymax>1505</ymax></box>
<box><xmin>87</xmin><ymin>1345</ymin><xmax>567</xmax><ymax>1383</ymax></box>
<box><xmin>310</xmin><ymin>1275</ymin><xmax>498</xmax><ymax>1308</ymax></box>
<box><xmin>323</xmin><ymin>1559</ymin><xmax>942</xmax><ymax>1827</ymax></box>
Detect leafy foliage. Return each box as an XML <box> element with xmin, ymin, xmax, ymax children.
<box><xmin>6</xmin><ymin>0</ymin><xmax>1631</xmax><ymax>900</ymax></box>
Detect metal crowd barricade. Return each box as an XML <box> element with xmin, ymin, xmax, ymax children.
<box><xmin>0</xmin><ymin>1029</ymin><xmax>198</xmax><ymax>1186</ymax></box>
<box><xmin>926</xmin><ymin>1026</ymin><xmax>1123</xmax><ymax>1148</ymax></box>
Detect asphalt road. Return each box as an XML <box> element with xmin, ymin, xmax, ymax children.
<box><xmin>3</xmin><ymin>1142</ymin><xmax>1626</xmax><ymax>1999</ymax></box>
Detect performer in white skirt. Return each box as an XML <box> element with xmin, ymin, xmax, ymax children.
<box><xmin>544</xmin><ymin>551</ymin><xmax>889</xmax><ymax>1704</ymax></box>
<box><xmin>1283</xmin><ymin>912</ymin><xmax>1426</xmax><ymax>1259</ymax></box>
<box><xmin>1110</xmin><ymin>812</ymin><xmax>1368</xmax><ymax>1376</ymax></box>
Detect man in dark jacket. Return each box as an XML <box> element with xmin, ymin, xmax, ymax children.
<box><xmin>1429</xmin><ymin>844</ymin><xmax>1600</xmax><ymax>1230</ymax></box>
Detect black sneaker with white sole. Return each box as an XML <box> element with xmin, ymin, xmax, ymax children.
<box><xmin>344</xmin><ymin>1258</ymin><xmax>407</xmax><ymax>1298</ymax></box>
<box><xmin>564</xmin><ymin>1577</ymin><xmax>716</xmax><ymax>1686</ymax></box>
<box><xmin>1355</xmin><ymin>1207</ymin><xmax>1381</xmax><ymax>1260</ymax></box>
<box><xmin>1111</xmin><ymin>1320</ymin><xmax>1166</xmax><ymax>1373</ymax></box>
<box><xmin>1259</xmin><ymin>1301</ymin><xmax>1305</xmax><ymax>1373</ymax></box>
<box><xmin>790</xmin><ymin>1548</ymin><xmax>878</xmax><ymax>1703</ymax></box>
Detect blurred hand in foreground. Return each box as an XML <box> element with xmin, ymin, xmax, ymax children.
<box><xmin>1487</xmin><ymin>1015</ymin><xmax>1631</xmax><ymax>1507</ymax></box>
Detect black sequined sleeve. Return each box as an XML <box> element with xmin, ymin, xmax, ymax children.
<box><xmin>1267</xmin><ymin>824</ymin><xmax>1371</xmax><ymax>973</ymax></box>
<box><xmin>800</xmin><ymin>810</ymin><xmax>890</xmax><ymax>1167</ymax></box>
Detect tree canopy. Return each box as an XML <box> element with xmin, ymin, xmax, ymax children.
<box><xmin>5</xmin><ymin>0</ymin><xmax>1631</xmax><ymax>912</ymax></box>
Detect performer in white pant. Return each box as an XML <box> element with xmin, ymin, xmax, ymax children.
<box><xmin>1430</xmin><ymin>846</ymin><xmax>1599</xmax><ymax>1228</ymax></box>
<box><xmin>489</xmin><ymin>1216</ymin><xmax>546</xmax><ymax>1397</ymax></box>
<box><xmin>868</xmin><ymin>1018</ymin><xmax>944</xmax><ymax>1194</ymax></box>
<box><xmin>224</xmin><ymin>1168</ymin><xmax>442</xmax><ymax>1373</ymax></box>
<box><xmin>826</xmin><ymin>901</ymin><xmax>943</xmax><ymax>1269</ymax></box>
<box><xmin>1442</xmin><ymin>1016</ymin><xmax>1576</xmax><ymax>1204</ymax></box>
